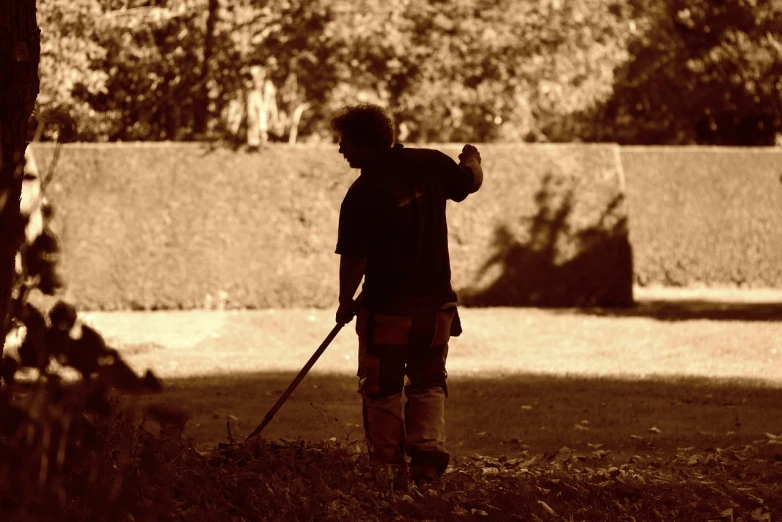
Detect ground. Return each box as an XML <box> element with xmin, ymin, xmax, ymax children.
<box><xmin>63</xmin><ymin>286</ymin><xmax>782</xmax><ymax>462</ymax></box>
<box><xmin>8</xmin><ymin>286</ymin><xmax>782</xmax><ymax>520</ymax></box>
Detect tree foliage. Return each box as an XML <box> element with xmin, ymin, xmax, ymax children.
<box><xmin>34</xmin><ymin>0</ymin><xmax>782</xmax><ymax>145</ymax></box>
<box><xmin>36</xmin><ymin>0</ymin><xmax>109</xmax><ymax>141</ymax></box>
<box><xmin>587</xmin><ymin>0</ymin><xmax>782</xmax><ymax>145</ymax></box>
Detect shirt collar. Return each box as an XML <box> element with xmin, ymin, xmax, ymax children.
<box><xmin>361</xmin><ymin>144</ymin><xmax>403</xmax><ymax>173</ymax></box>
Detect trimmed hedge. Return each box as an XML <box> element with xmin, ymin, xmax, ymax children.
<box><xmin>30</xmin><ymin>142</ymin><xmax>630</xmax><ymax>310</ymax></box>
<box><xmin>621</xmin><ymin>147</ymin><xmax>782</xmax><ymax>288</ymax></box>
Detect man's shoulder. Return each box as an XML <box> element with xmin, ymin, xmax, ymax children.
<box><xmin>345</xmin><ymin>175</ymin><xmax>370</xmax><ymax>198</ymax></box>
<box><xmin>397</xmin><ymin>144</ymin><xmax>441</xmax><ymax>155</ymax></box>
<box><xmin>398</xmin><ymin>146</ymin><xmax>455</xmax><ymax>166</ymax></box>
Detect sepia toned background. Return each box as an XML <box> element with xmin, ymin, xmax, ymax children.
<box><xmin>2</xmin><ymin>1</ymin><xmax>781</xmax><ymax>520</ymax></box>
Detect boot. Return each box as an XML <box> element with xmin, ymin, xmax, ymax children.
<box><xmin>363</xmin><ymin>391</ymin><xmax>406</xmax><ymax>465</ymax></box>
<box><xmin>404</xmin><ymin>386</ymin><xmax>450</xmax><ymax>483</ymax></box>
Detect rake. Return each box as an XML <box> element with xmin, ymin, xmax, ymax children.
<box><xmin>244</xmin><ymin>297</ymin><xmax>360</xmax><ymax>442</ymax></box>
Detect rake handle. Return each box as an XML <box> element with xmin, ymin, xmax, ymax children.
<box><xmin>244</xmin><ymin>320</ymin><xmax>347</xmax><ymax>442</ymax></box>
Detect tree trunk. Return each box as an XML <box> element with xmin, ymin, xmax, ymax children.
<box><xmin>288</xmin><ymin>103</ymin><xmax>310</xmax><ymax>145</ymax></box>
<box><xmin>193</xmin><ymin>0</ymin><xmax>218</xmax><ymax>137</ymax></box>
<box><xmin>0</xmin><ymin>0</ymin><xmax>40</xmax><ymax>381</ymax></box>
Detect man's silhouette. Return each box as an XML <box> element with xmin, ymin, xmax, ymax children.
<box><xmin>331</xmin><ymin>104</ymin><xmax>483</xmax><ymax>486</ymax></box>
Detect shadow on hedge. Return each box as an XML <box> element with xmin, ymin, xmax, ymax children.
<box><xmin>459</xmin><ymin>173</ymin><xmax>634</xmax><ymax>308</ymax></box>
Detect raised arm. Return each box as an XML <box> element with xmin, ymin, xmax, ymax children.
<box><xmin>443</xmin><ymin>144</ymin><xmax>484</xmax><ymax>202</ymax></box>
<box><xmin>458</xmin><ymin>144</ymin><xmax>483</xmax><ymax>194</ymax></box>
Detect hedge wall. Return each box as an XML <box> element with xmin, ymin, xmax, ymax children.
<box><xmin>621</xmin><ymin>147</ymin><xmax>782</xmax><ymax>288</ymax></box>
<box><xmin>30</xmin><ymin>142</ymin><xmax>631</xmax><ymax>310</ymax></box>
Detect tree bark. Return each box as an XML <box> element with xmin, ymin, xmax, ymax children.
<box><xmin>193</xmin><ymin>0</ymin><xmax>218</xmax><ymax>137</ymax></box>
<box><xmin>0</xmin><ymin>0</ymin><xmax>40</xmax><ymax>380</ymax></box>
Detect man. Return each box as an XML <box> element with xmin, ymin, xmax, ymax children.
<box><xmin>331</xmin><ymin>104</ymin><xmax>483</xmax><ymax>486</ymax></box>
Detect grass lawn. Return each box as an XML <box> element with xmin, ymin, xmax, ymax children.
<box><xmin>79</xmin><ymin>287</ymin><xmax>782</xmax><ymax>462</ymax></box>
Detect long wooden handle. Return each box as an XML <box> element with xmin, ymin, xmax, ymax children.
<box><xmin>244</xmin><ymin>321</ymin><xmax>346</xmax><ymax>442</ymax></box>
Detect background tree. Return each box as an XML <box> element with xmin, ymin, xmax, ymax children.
<box><xmin>222</xmin><ymin>0</ymin><xmax>344</xmax><ymax>142</ymax></box>
<box><xmin>36</xmin><ymin>0</ymin><xmax>108</xmax><ymax>141</ymax></box>
<box><xmin>586</xmin><ymin>0</ymin><xmax>782</xmax><ymax>145</ymax></box>
<box><xmin>30</xmin><ymin>0</ymin><xmax>782</xmax><ymax>145</ymax></box>
<box><xmin>326</xmin><ymin>0</ymin><xmax>638</xmax><ymax>143</ymax></box>
<box><xmin>88</xmin><ymin>3</ymin><xmax>212</xmax><ymax>140</ymax></box>
<box><xmin>77</xmin><ymin>0</ymin><xmax>339</xmax><ymax>141</ymax></box>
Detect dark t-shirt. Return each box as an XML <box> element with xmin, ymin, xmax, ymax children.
<box><xmin>335</xmin><ymin>144</ymin><xmax>476</xmax><ymax>315</ymax></box>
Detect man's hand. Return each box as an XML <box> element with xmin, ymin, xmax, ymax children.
<box><xmin>336</xmin><ymin>300</ymin><xmax>358</xmax><ymax>325</ymax></box>
<box><xmin>459</xmin><ymin>144</ymin><xmax>483</xmax><ymax>193</ymax></box>
<box><xmin>459</xmin><ymin>144</ymin><xmax>481</xmax><ymax>166</ymax></box>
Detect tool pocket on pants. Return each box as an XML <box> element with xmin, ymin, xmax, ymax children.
<box><xmin>357</xmin><ymin>349</ymin><xmax>382</xmax><ymax>395</ymax></box>
<box><xmin>431</xmin><ymin>303</ymin><xmax>459</xmax><ymax>347</ymax></box>
<box><xmin>450</xmin><ymin>307</ymin><xmax>462</xmax><ymax>337</ymax></box>
<box><xmin>356</xmin><ymin>307</ymin><xmax>412</xmax><ymax>347</ymax></box>
<box><xmin>372</xmin><ymin>314</ymin><xmax>413</xmax><ymax>346</ymax></box>
<box><xmin>356</xmin><ymin>308</ymin><xmax>410</xmax><ymax>396</ymax></box>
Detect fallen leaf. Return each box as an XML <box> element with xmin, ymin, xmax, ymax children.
<box><xmin>471</xmin><ymin>509</ymin><xmax>489</xmax><ymax>516</ymax></box>
<box><xmin>751</xmin><ymin>508</ymin><xmax>771</xmax><ymax>522</ymax></box>
<box><xmin>648</xmin><ymin>426</ymin><xmax>661</xmax><ymax>434</ymax></box>
<box><xmin>538</xmin><ymin>500</ymin><xmax>558</xmax><ymax>517</ymax></box>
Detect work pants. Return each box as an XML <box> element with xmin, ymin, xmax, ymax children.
<box><xmin>355</xmin><ymin>303</ymin><xmax>458</xmax><ymax>478</ymax></box>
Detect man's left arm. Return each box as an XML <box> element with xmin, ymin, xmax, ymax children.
<box><xmin>336</xmin><ymin>255</ymin><xmax>366</xmax><ymax>324</ymax></box>
<box><xmin>335</xmin><ymin>182</ymin><xmax>370</xmax><ymax>324</ymax></box>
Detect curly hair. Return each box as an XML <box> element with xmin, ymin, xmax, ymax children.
<box><xmin>331</xmin><ymin>104</ymin><xmax>395</xmax><ymax>150</ymax></box>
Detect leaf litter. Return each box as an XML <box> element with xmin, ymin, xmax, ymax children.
<box><xmin>145</xmin><ymin>432</ymin><xmax>781</xmax><ymax>521</ymax></box>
